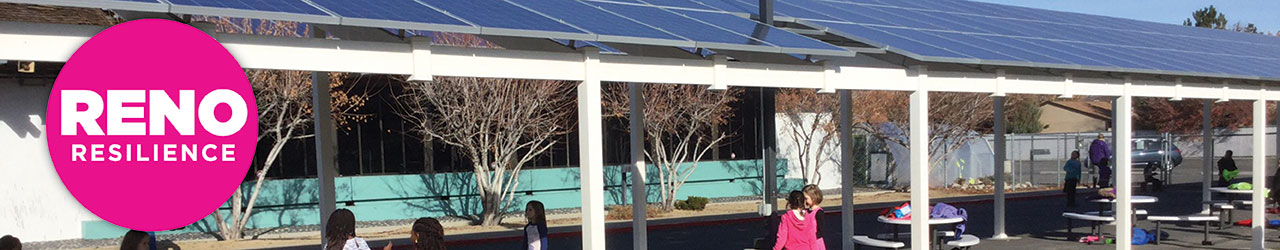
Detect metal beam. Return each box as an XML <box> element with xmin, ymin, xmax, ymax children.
<box><xmin>992</xmin><ymin>96</ymin><xmax>1008</xmax><ymax>239</ymax></box>
<box><xmin>310</xmin><ymin>28</ymin><xmax>338</xmax><ymax>247</ymax></box>
<box><xmin>839</xmin><ymin>89</ymin><xmax>855</xmax><ymax>250</ymax></box>
<box><xmin>758</xmin><ymin>0</ymin><xmax>774</xmax><ymax>25</ymax></box>
<box><xmin>628</xmin><ymin>82</ymin><xmax>648</xmax><ymax>250</ymax></box>
<box><xmin>762</xmin><ymin>87</ymin><xmax>779</xmax><ymax>214</ymax></box>
<box><xmin>578</xmin><ymin>48</ymin><xmax>606</xmax><ymax>250</ymax></box>
<box><xmin>1252</xmin><ymin>97</ymin><xmax>1267</xmax><ymax>250</ymax></box>
<box><xmin>1114</xmin><ymin>81</ymin><xmax>1133</xmax><ymax>249</ymax></box>
<box><xmin>909</xmin><ymin>65</ymin><xmax>930</xmax><ymax>249</ymax></box>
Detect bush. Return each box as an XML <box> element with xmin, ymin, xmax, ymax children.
<box><xmin>607</xmin><ymin>205</ymin><xmax>663</xmax><ymax>220</ymax></box>
<box><xmin>674</xmin><ymin>196</ymin><xmax>710</xmax><ymax>211</ymax></box>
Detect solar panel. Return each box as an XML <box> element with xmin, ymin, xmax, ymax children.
<box><xmin>586</xmin><ymin>2</ymin><xmax>786</xmax><ymax>53</ymax></box>
<box><xmin>509</xmin><ymin>0</ymin><xmax>693</xmax><ymax>47</ymax></box>
<box><xmin>670</xmin><ymin>9</ymin><xmax>849</xmax><ymax>55</ymax></box>
<box><xmin>783</xmin><ymin>0</ymin><xmax>1280</xmax><ymax>78</ymax></box>
<box><xmin>634</xmin><ymin>0</ymin><xmax>713</xmax><ymax>10</ymax></box>
<box><xmin>695</xmin><ymin>0</ymin><xmax>757</xmax><ymax>15</ymax></box>
<box><xmin>417</xmin><ymin>0</ymin><xmax>593</xmax><ymax>40</ymax></box>
<box><xmin>167</xmin><ymin>0</ymin><xmax>339</xmax><ymax>24</ymax></box>
<box><xmin>552</xmin><ymin>39</ymin><xmax>627</xmax><ymax>55</ymax></box>
<box><xmin>309</xmin><ymin>0</ymin><xmax>478</xmax><ymax>33</ymax></box>
<box><xmin>808</xmin><ymin>21</ymin><xmax>974</xmax><ymax>60</ymax></box>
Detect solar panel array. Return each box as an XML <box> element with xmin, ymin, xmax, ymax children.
<box><xmin>17</xmin><ymin>0</ymin><xmax>1280</xmax><ymax>80</ymax></box>
<box><xmin>68</xmin><ymin>0</ymin><xmax>852</xmax><ymax>56</ymax></box>
<box><xmin>626</xmin><ymin>0</ymin><xmax>1280</xmax><ymax>79</ymax></box>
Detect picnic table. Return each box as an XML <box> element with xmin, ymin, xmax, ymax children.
<box><xmin>877</xmin><ymin>216</ymin><xmax>964</xmax><ymax>250</ymax></box>
<box><xmin>1090</xmin><ymin>195</ymin><xmax>1158</xmax><ymax>226</ymax></box>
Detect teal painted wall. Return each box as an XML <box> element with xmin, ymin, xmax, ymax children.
<box><xmin>83</xmin><ymin>159</ymin><xmax>797</xmax><ymax>239</ymax></box>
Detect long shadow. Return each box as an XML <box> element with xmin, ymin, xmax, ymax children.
<box><xmin>182</xmin><ymin>178</ymin><xmax>319</xmax><ymax>239</ymax></box>
<box><xmin>0</xmin><ymin>82</ymin><xmax>49</xmax><ymax>139</ymax></box>
<box><xmin>389</xmin><ymin>172</ymin><xmax>485</xmax><ymax>224</ymax></box>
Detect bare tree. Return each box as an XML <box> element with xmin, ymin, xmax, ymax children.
<box><xmin>603</xmin><ymin>83</ymin><xmax>741</xmax><ymax>211</ymax></box>
<box><xmin>848</xmin><ymin>91</ymin><xmax>992</xmax><ymax>172</ymax></box>
<box><xmin>198</xmin><ymin>17</ymin><xmax>369</xmax><ymax>240</ymax></box>
<box><xmin>776</xmin><ymin>89</ymin><xmax>839</xmax><ymax>185</ymax></box>
<box><xmin>394</xmin><ymin>77</ymin><xmax>575</xmax><ymax>226</ymax></box>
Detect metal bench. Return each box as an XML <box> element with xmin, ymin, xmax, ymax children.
<box><xmin>1148</xmin><ymin>215</ymin><xmax>1216</xmax><ymax>246</ymax></box>
<box><xmin>945</xmin><ymin>234</ymin><xmax>981</xmax><ymax>250</ymax></box>
<box><xmin>1083</xmin><ymin>209</ymin><xmax>1148</xmax><ymax>217</ymax></box>
<box><xmin>1211</xmin><ymin>203</ymin><xmax>1236</xmax><ymax>229</ymax></box>
<box><xmin>1064</xmin><ymin>212</ymin><xmax>1114</xmax><ymax>237</ymax></box>
<box><xmin>852</xmin><ymin>235</ymin><xmax>905</xmax><ymax>249</ymax></box>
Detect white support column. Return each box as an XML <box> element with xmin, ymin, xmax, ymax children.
<box><xmin>992</xmin><ymin>95</ymin><xmax>1008</xmax><ymax>239</ymax></box>
<box><xmin>578</xmin><ymin>47</ymin><xmax>606</xmax><ymax>250</ymax></box>
<box><xmin>909</xmin><ymin>65</ymin><xmax>930</xmax><ymax>249</ymax></box>
<box><xmin>839</xmin><ymin>89</ymin><xmax>856</xmax><ymax>250</ymax></box>
<box><xmin>310</xmin><ymin>28</ymin><xmax>338</xmax><ymax>246</ymax></box>
<box><xmin>628</xmin><ymin>82</ymin><xmax>648</xmax><ymax>250</ymax></box>
<box><xmin>407</xmin><ymin>37</ymin><xmax>433</xmax><ymax>81</ymax></box>
<box><xmin>1202</xmin><ymin>100</ymin><xmax>1213</xmax><ymax>212</ymax></box>
<box><xmin>1252</xmin><ymin>96</ymin><xmax>1267</xmax><ymax>250</ymax></box>
<box><xmin>1114</xmin><ymin>80</ymin><xmax>1134</xmax><ymax>249</ymax></box>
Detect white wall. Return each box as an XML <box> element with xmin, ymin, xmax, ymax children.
<box><xmin>0</xmin><ymin>80</ymin><xmax>98</xmax><ymax>241</ymax></box>
<box><xmin>776</xmin><ymin>113</ymin><xmax>844</xmax><ymax>190</ymax></box>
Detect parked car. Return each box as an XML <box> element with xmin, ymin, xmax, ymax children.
<box><xmin>1131</xmin><ymin>137</ymin><xmax>1183</xmax><ymax>171</ymax></box>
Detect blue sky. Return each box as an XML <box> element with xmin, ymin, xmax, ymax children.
<box><xmin>969</xmin><ymin>0</ymin><xmax>1280</xmax><ymax>34</ymax></box>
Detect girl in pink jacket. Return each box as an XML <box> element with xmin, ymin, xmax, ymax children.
<box><xmin>774</xmin><ymin>191</ymin><xmax>819</xmax><ymax>250</ymax></box>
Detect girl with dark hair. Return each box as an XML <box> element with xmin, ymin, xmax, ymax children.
<box><xmin>411</xmin><ymin>217</ymin><xmax>446</xmax><ymax>250</ymax></box>
<box><xmin>773</xmin><ymin>191</ymin><xmax>817</xmax><ymax>250</ymax></box>
<box><xmin>325</xmin><ymin>208</ymin><xmax>379</xmax><ymax>250</ymax></box>
<box><xmin>524</xmin><ymin>200</ymin><xmax>548</xmax><ymax>250</ymax></box>
<box><xmin>1</xmin><ymin>235</ymin><xmax>21</xmax><ymax>250</ymax></box>
<box><xmin>119</xmin><ymin>230</ymin><xmax>149</xmax><ymax>250</ymax></box>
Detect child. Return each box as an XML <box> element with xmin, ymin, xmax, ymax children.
<box><xmin>525</xmin><ymin>201</ymin><xmax>548</xmax><ymax>250</ymax></box>
<box><xmin>1</xmin><ymin>235</ymin><xmax>19</xmax><ymax>250</ymax></box>
<box><xmin>774</xmin><ymin>191</ymin><xmax>817</xmax><ymax>250</ymax></box>
<box><xmin>410</xmin><ymin>217</ymin><xmax>446</xmax><ymax>250</ymax></box>
<box><xmin>802</xmin><ymin>185</ymin><xmax>826</xmax><ymax>250</ymax></box>
<box><xmin>1064</xmin><ymin>151</ymin><xmax>1082</xmax><ymax>207</ymax></box>
<box><xmin>120</xmin><ymin>230</ymin><xmax>149</xmax><ymax>250</ymax></box>
<box><xmin>324</xmin><ymin>209</ymin><xmax>389</xmax><ymax>250</ymax></box>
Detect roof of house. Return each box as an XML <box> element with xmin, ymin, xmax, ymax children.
<box><xmin>1041</xmin><ymin>100</ymin><xmax>1113</xmax><ymax>121</ymax></box>
<box><xmin>0</xmin><ymin>3</ymin><xmax>119</xmax><ymax>26</ymax></box>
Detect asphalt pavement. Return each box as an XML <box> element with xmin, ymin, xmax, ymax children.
<box><xmin>269</xmin><ymin>157</ymin><xmax>1280</xmax><ymax>250</ymax></box>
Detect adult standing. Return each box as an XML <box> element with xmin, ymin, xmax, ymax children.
<box><xmin>1089</xmin><ymin>133</ymin><xmax>1113</xmax><ymax>188</ymax></box>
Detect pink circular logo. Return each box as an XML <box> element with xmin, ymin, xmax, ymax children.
<box><xmin>45</xmin><ymin>19</ymin><xmax>258</xmax><ymax>231</ymax></box>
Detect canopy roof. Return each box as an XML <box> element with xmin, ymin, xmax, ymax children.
<box><xmin>14</xmin><ymin>0</ymin><xmax>1280</xmax><ymax>81</ymax></box>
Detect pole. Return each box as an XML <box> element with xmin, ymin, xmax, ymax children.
<box><xmin>1115</xmin><ymin>89</ymin><xmax>1133</xmax><ymax>249</ymax></box>
<box><xmin>310</xmin><ymin>27</ymin><xmax>338</xmax><ymax>248</ymax></box>
<box><xmin>628</xmin><ymin>82</ymin><xmax>648</xmax><ymax>250</ymax></box>
<box><xmin>1251</xmin><ymin>98</ymin><xmax>1266</xmax><ymax>250</ymax></box>
<box><xmin>839</xmin><ymin>90</ymin><xmax>856</xmax><ymax>250</ymax></box>
<box><xmin>909</xmin><ymin>66</ymin><xmax>930</xmax><ymax>249</ymax></box>
<box><xmin>578</xmin><ymin>48</ymin><xmax>606</xmax><ymax>250</ymax></box>
<box><xmin>1202</xmin><ymin>100</ymin><xmax>1212</xmax><ymax>212</ymax></box>
<box><xmin>993</xmin><ymin>96</ymin><xmax>1008</xmax><ymax>239</ymax></box>
<box><xmin>763</xmin><ymin>87</ymin><xmax>778</xmax><ymax>213</ymax></box>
